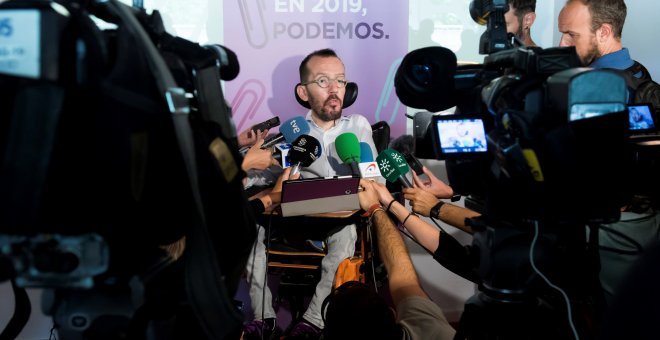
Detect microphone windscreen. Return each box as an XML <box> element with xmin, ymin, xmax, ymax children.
<box><xmin>376</xmin><ymin>148</ymin><xmax>411</xmax><ymax>183</ymax></box>
<box><xmin>289</xmin><ymin>134</ymin><xmax>322</xmax><ymax>167</ymax></box>
<box><xmin>335</xmin><ymin>132</ymin><xmax>361</xmax><ymax>164</ymax></box>
<box><xmin>388</xmin><ymin>134</ymin><xmax>415</xmax><ymax>156</ymax></box>
<box><xmin>359</xmin><ymin>142</ymin><xmax>374</xmax><ymax>162</ymax></box>
<box><xmin>280</xmin><ymin>116</ymin><xmax>311</xmax><ymax>143</ymax></box>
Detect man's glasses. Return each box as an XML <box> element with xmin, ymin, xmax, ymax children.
<box><xmin>302</xmin><ymin>76</ymin><xmax>348</xmax><ymax>89</ymax></box>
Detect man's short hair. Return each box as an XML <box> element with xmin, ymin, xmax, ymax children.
<box><xmin>570</xmin><ymin>0</ymin><xmax>627</xmax><ymax>38</ymax></box>
<box><xmin>299</xmin><ymin>48</ymin><xmax>340</xmax><ymax>82</ymax></box>
<box><xmin>509</xmin><ymin>0</ymin><xmax>536</xmax><ymax>20</ymax></box>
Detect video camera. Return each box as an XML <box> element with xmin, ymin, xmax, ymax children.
<box><xmin>0</xmin><ymin>0</ymin><xmax>254</xmax><ymax>338</ymax></box>
<box><xmin>395</xmin><ymin>21</ymin><xmax>632</xmax><ymax>225</ymax></box>
<box><xmin>393</xmin><ymin>1</ymin><xmax>641</xmax><ymax>338</ymax></box>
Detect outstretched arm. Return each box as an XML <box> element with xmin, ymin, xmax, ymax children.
<box><xmin>358</xmin><ymin>180</ymin><xmax>428</xmax><ymax>305</ymax></box>
<box><xmin>403</xmin><ymin>187</ymin><xmax>478</xmax><ymax>234</ymax></box>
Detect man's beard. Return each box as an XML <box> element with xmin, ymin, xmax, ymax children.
<box><xmin>580</xmin><ymin>37</ymin><xmax>602</xmax><ymax>66</ymax></box>
<box><xmin>515</xmin><ymin>19</ymin><xmax>524</xmax><ymax>42</ymax></box>
<box><xmin>314</xmin><ymin>95</ymin><xmax>343</xmax><ymax>122</ymax></box>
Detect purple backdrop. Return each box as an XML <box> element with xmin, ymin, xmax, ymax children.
<box><xmin>223</xmin><ymin>0</ymin><xmax>409</xmax><ymax>137</ymax></box>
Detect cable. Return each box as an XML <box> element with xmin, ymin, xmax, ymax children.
<box><xmin>529</xmin><ymin>221</ymin><xmax>579</xmax><ymax>340</ymax></box>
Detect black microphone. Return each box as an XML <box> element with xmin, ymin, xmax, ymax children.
<box><xmin>389</xmin><ymin>134</ymin><xmax>425</xmax><ymax>177</ymax></box>
<box><xmin>289</xmin><ymin>134</ymin><xmax>322</xmax><ymax>178</ymax></box>
<box><xmin>261</xmin><ymin>116</ymin><xmax>310</xmax><ymax>149</ymax></box>
<box><xmin>376</xmin><ymin>148</ymin><xmax>412</xmax><ymax>188</ymax></box>
<box><xmin>204</xmin><ymin>44</ymin><xmax>240</xmax><ymax>81</ymax></box>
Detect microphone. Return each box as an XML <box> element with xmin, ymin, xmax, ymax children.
<box><xmin>289</xmin><ymin>134</ymin><xmax>322</xmax><ymax>177</ymax></box>
<box><xmin>358</xmin><ymin>142</ymin><xmax>384</xmax><ymax>182</ymax></box>
<box><xmin>389</xmin><ymin>134</ymin><xmax>426</xmax><ymax>177</ymax></box>
<box><xmin>359</xmin><ymin>142</ymin><xmax>374</xmax><ymax>162</ymax></box>
<box><xmin>261</xmin><ymin>116</ymin><xmax>310</xmax><ymax>149</ymax></box>
<box><xmin>376</xmin><ymin>148</ymin><xmax>413</xmax><ymax>188</ymax></box>
<box><xmin>335</xmin><ymin>132</ymin><xmax>361</xmax><ymax>176</ymax></box>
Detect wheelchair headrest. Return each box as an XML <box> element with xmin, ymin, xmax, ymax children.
<box><xmin>295</xmin><ymin>82</ymin><xmax>358</xmax><ymax>109</ymax></box>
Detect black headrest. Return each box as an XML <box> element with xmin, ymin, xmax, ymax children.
<box><xmin>295</xmin><ymin>82</ymin><xmax>358</xmax><ymax>109</ymax></box>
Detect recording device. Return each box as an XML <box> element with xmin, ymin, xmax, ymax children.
<box><xmin>335</xmin><ymin>132</ymin><xmax>361</xmax><ymax>176</ymax></box>
<box><xmin>393</xmin><ymin>1</ymin><xmax>647</xmax><ymax>338</ymax></box>
<box><xmin>289</xmin><ymin>134</ymin><xmax>322</xmax><ymax>178</ymax></box>
<box><xmin>261</xmin><ymin>116</ymin><xmax>310</xmax><ymax>149</ymax></box>
<box><xmin>388</xmin><ymin>134</ymin><xmax>425</xmax><ymax>176</ymax></box>
<box><xmin>0</xmin><ymin>1</ymin><xmax>253</xmax><ymax>338</ymax></box>
<box><xmin>403</xmin><ymin>152</ymin><xmax>424</xmax><ymax>175</ymax></box>
<box><xmin>469</xmin><ymin>0</ymin><xmax>512</xmax><ymax>54</ymax></box>
<box><xmin>251</xmin><ymin>116</ymin><xmax>281</xmax><ymax>133</ymax></box>
<box><xmin>376</xmin><ymin>149</ymin><xmax>412</xmax><ymax>188</ymax></box>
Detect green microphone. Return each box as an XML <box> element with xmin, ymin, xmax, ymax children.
<box><xmin>376</xmin><ymin>148</ymin><xmax>412</xmax><ymax>188</ymax></box>
<box><xmin>335</xmin><ymin>132</ymin><xmax>361</xmax><ymax>176</ymax></box>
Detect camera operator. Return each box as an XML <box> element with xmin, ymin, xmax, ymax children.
<box><xmin>505</xmin><ymin>0</ymin><xmax>538</xmax><ymax>47</ymax></box>
<box><xmin>558</xmin><ymin>0</ymin><xmax>660</xmax><ymax>108</ymax></box>
<box><xmin>558</xmin><ymin>0</ymin><xmax>660</xmax><ymax>307</ymax></box>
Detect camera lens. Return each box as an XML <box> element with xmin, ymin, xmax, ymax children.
<box><xmin>394</xmin><ymin>46</ymin><xmax>458</xmax><ymax>113</ymax></box>
<box><xmin>411</xmin><ymin>64</ymin><xmax>433</xmax><ymax>86</ymax></box>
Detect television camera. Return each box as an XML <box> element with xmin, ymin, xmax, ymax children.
<box><xmin>393</xmin><ymin>1</ymin><xmax>646</xmax><ymax>339</ymax></box>
<box><xmin>0</xmin><ymin>0</ymin><xmax>254</xmax><ymax>339</ymax></box>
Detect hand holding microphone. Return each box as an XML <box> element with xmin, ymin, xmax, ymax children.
<box><xmin>261</xmin><ymin>116</ymin><xmax>310</xmax><ymax>149</ymax></box>
<box><xmin>288</xmin><ymin>134</ymin><xmax>322</xmax><ymax>178</ymax></box>
<box><xmin>376</xmin><ymin>148</ymin><xmax>413</xmax><ymax>188</ymax></box>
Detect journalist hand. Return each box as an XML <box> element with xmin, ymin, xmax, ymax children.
<box><xmin>357</xmin><ymin>179</ymin><xmax>381</xmax><ymax>211</ymax></box>
<box><xmin>402</xmin><ymin>187</ymin><xmax>439</xmax><ymax>217</ymax></box>
<box><xmin>241</xmin><ymin>133</ymin><xmax>280</xmax><ymax>171</ymax></box>
<box><xmin>411</xmin><ymin>166</ymin><xmax>454</xmax><ymax>199</ymax></box>
<box><xmin>238</xmin><ymin>127</ymin><xmax>270</xmax><ymax>148</ymax></box>
<box><xmin>371</xmin><ymin>181</ymin><xmax>397</xmax><ymax>207</ymax></box>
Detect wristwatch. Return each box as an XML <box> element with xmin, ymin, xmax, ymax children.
<box><xmin>430</xmin><ymin>201</ymin><xmax>445</xmax><ymax>219</ymax></box>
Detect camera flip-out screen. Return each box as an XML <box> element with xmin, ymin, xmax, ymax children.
<box><xmin>627</xmin><ymin>103</ymin><xmax>657</xmax><ymax>134</ymax></box>
<box><xmin>431</xmin><ymin>115</ymin><xmax>488</xmax><ymax>159</ymax></box>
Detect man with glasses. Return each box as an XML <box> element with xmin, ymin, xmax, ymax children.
<box><xmin>242</xmin><ymin>48</ymin><xmax>377</xmax><ymax>340</ymax></box>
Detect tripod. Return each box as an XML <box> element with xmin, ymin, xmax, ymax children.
<box><xmin>453</xmin><ymin>218</ymin><xmax>606</xmax><ymax>340</ymax></box>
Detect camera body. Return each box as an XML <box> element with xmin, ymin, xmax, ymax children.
<box><xmin>397</xmin><ymin>43</ymin><xmax>633</xmax><ymax>224</ymax></box>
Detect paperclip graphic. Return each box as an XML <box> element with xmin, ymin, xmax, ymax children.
<box><xmin>238</xmin><ymin>0</ymin><xmax>269</xmax><ymax>49</ymax></box>
<box><xmin>231</xmin><ymin>79</ymin><xmax>267</xmax><ymax>132</ymax></box>
<box><xmin>374</xmin><ymin>58</ymin><xmax>403</xmax><ymax>125</ymax></box>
